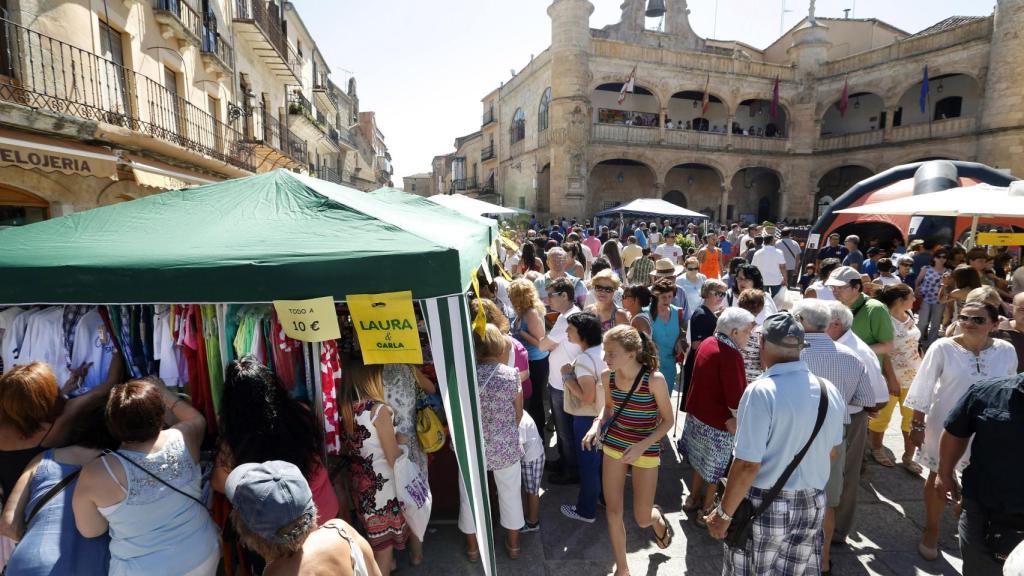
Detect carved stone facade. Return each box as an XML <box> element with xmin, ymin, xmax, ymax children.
<box><xmin>435</xmin><ymin>0</ymin><xmax>1024</xmax><ymax>224</ymax></box>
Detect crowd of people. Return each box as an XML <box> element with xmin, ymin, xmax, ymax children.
<box><xmin>1</xmin><ymin>213</ymin><xmax>1023</xmax><ymax>576</ymax></box>
<box><xmin>483</xmin><ymin>216</ymin><xmax>1023</xmax><ymax>575</ymax></box>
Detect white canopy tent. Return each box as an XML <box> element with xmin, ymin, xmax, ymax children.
<box><xmin>427</xmin><ymin>193</ymin><xmax>528</xmax><ymax>217</ymax></box>
<box><xmin>835</xmin><ymin>182</ymin><xmax>1024</xmax><ymax>247</ymax></box>
<box><xmin>594</xmin><ymin>198</ymin><xmax>708</xmax><ymax>219</ymax></box>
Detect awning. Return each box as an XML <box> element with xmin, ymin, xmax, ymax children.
<box><xmin>0</xmin><ymin>129</ymin><xmax>118</xmax><ymax>179</ymax></box>
<box><xmin>126</xmin><ymin>157</ymin><xmax>218</xmax><ymax>190</ymax></box>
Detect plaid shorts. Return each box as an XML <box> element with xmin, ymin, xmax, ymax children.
<box><xmin>521</xmin><ymin>455</ymin><xmax>545</xmax><ymax>495</ymax></box>
<box><xmin>724</xmin><ymin>487</ymin><xmax>826</xmax><ymax>576</ymax></box>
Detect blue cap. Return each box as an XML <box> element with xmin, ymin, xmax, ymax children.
<box><xmin>225</xmin><ymin>461</ymin><xmax>315</xmax><ymax>543</ymax></box>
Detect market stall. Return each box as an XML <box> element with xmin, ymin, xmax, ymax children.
<box><xmin>0</xmin><ymin>169</ymin><xmax>502</xmax><ymax>575</ymax></box>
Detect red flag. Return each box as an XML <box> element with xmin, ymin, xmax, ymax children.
<box><xmin>769</xmin><ymin>76</ymin><xmax>780</xmax><ymax>119</ymax></box>
<box><xmin>838</xmin><ymin>77</ymin><xmax>849</xmax><ymax>117</ymax></box>
<box><xmin>701</xmin><ymin>73</ymin><xmax>711</xmax><ymax>115</ymax></box>
<box><xmin>618</xmin><ymin>65</ymin><xmax>636</xmax><ymax>105</ymax></box>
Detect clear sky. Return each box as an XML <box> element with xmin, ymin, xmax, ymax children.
<box><xmin>297</xmin><ymin>0</ymin><xmax>995</xmax><ymax>181</ymax></box>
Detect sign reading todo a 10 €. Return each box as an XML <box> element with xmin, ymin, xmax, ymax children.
<box><xmin>272</xmin><ymin>296</ymin><xmax>341</xmax><ymax>343</ymax></box>
<box><xmin>347</xmin><ymin>291</ymin><xmax>423</xmax><ymax>364</ymax></box>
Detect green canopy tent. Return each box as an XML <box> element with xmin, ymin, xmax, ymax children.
<box><xmin>0</xmin><ymin>170</ymin><xmax>501</xmax><ymax>575</ymax></box>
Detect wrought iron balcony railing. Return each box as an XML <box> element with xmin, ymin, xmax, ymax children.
<box><xmin>0</xmin><ymin>16</ymin><xmax>253</xmax><ymax>171</ymax></box>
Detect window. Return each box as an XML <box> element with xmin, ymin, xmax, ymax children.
<box><xmin>518</xmin><ymin>196</ymin><xmax>526</xmax><ymax>209</ymax></box>
<box><xmin>538</xmin><ymin>88</ymin><xmax>551</xmax><ymax>132</ymax></box>
<box><xmin>934</xmin><ymin>96</ymin><xmax>963</xmax><ymax>120</ymax></box>
<box><xmin>510</xmin><ymin>108</ymin><xmax>525</xmax><ymax>144</ymax></box>
<box><xmin>98</xmin><ymin>21</ymin><xmax>129</xmax><ymax>115</ymax></box>
<box><xmin>411</xmin><ymin>183</ymin><xmax>416</xmax><ymax>193</ymax></box>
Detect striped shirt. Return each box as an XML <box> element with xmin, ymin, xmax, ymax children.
<box><xmin>800</xmin><ymin>333</ymin><xmax>875</xmax><ymax>424</ymax></box>
<box><xmin>604</xmin><ymin>370</ymin><xmax>660</xmax><ymax>458</ymax></box>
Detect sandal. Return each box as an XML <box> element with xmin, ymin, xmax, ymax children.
<box><xmin>871</xmin><ymin>447</ymin><xmax>895</xmax><ymax>467</ymax></box>
<box><xmin>505</xmin><ymin>540</ymin><xmax>521</xmax><ymax>560</ymax></box>
<box><xmin>682</xmin><ymin>494</ymin><xmax>700</xmax><ymax>513</ymax></box>
<box><xmin>651</xmin><ymin>505</ymin><xmax>674</xmax><ymax>549</ymax></box>
<box><xmin>900</xmin><ymin>454</ymin><xmax>923</xmax><ymax>475</ymax></box>
<box><xmin>466</xmin><ymin>547</ymin><xmax>480</xmax><ymax>563</ymax></box>
<box><xmin>918</xmin><ymin>541</ymin><xmax>939</xmax><ymax>561</ymax></box>
<box><xmin>695</xmin><ymin>507</ymin><xmax>712</xmax><ymax>529</ymax></box>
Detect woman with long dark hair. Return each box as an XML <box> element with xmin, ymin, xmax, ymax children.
<box><xmin>212</xmin><ymin>356</ymin><xmax>338</xmax><ymax>524</ymax></box>
<box><xmin>602</xmin><ymin>240</ymin><xmax>625</xmax><ymax>281</ymax></box>
<box><xmin>729</xmin><ymin>264</ymin><xmax>777</xmax><ymax>325</ymax></box>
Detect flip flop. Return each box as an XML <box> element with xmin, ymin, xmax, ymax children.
<box><xmin>505</xmin><ymin>541</ymin><xmax>521</xmax><ymax>560</ymax></box>
<box><xmin>466</xmin><ymin>547</ymin><xmax>480</xmax><ymax>563</ymax></box>
<box><xmin>871</xmin><ymin>447</ymin><xmax>895</xmax><ymax>467</ymax></box>
<box><xmin>900</xmin><ymin>455</ymin><xmax>923</xmax><ymax>475</ymax></box>
<box><xmin>652</xmin><ymin>505</ymin><xmax>674</xmax><ymax>549</ymax></box>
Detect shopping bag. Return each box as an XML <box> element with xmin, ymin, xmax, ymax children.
<box><xmin>394</xmin><ymin>447</ymin><xmax>432</xmax><ymax>541</ymax></box>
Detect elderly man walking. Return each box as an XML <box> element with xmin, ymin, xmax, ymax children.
<box><xmin>705</xmin><ymin>313</ymin><xmax>845</xmax><ymax>576</ymax></box>
<box><xmin>793</xmin><ymin>299</ymin><xmax>881</xmax><ymax>574</ymax></box>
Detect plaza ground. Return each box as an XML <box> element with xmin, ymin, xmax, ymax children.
<box><xmin>401</xmin><ymin>389</ymin><xmax>963</xmax><ymax>576</ymax></box>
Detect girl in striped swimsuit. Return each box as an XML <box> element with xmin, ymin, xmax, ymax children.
<box><xmin>583</xmin><ymin>325</ymin><xmax>675</xmax><ymax>576</ymax></box>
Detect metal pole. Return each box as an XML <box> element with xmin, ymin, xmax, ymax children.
<box><xmin>968</xmin><ymin>215</ymin><xmax>979</xmax><ymax>249</ymax></box>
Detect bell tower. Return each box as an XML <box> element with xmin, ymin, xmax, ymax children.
<box><xmin>547</xmin><ymin>0</ymin><xmax>594</xmax><ymax>219</ymax></box>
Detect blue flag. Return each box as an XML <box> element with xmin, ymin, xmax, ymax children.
<box><xmin>919</xmin><ymin>65</ymin><xmax>929</xmax><ymax>114</ymax></box>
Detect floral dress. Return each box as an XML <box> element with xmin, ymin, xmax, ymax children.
<box><xmin>383</xmin><ymin>364</ymin><xmax>428</xmax><ymax>478</ymax></box>
<box><xmin>340</xmin><ymin>399</ymin><xmax>408</xmax><ymax>551</ymax></box>
<box><xmin>890</xmin><ymin>313</ymin><xmax>922</xmax><ymax>388</ymax></box>
<box><xmin>476</xmin><ymin>362</ymin><xmax>524</xmax><ymax>471</ymax></box>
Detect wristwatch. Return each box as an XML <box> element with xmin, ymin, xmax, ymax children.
<box><xmin>715</xmin><ymin>504</ymin><xmax>733</xmax><ymax>522</ymax></box>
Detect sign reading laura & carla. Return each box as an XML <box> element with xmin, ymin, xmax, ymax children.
<box><xmin>347</xmin><ymin>291</ymin><xmax>423</xmax><ymax>364</ymax></box>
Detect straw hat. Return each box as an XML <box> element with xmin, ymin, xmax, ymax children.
<box><xmin>650</xmin><ymin>258</ymin><xmax>684</xmax><ymax>278</ymax></box>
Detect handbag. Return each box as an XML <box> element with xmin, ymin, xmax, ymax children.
<box><xmin>984</xmin><ymin>513</ymin><xmax>1024</xmax><ymax>562</ymax></box>
<box><xmin>715</xmin><ymin>376</ymin><xmax>829</xmax><ymax>548</ymax></box>
<box><xmin>599</xmin><ymin>369</ymin><xmax>646</xmax><ymax>445</ymax></box>
<box><xmin>565</xmin><ymin>353</ymin><xmax>601</xmax><ymax>415</ymax></box>
<box><xmin>674</xmin><ymin>307</ymin><xmax>688</xmax><ymax>362</ymax></box>
<box><xmin>393</xmin><ymin>446</ymin><xmax>432</xmax><ymax>542</ymax></box>
<box><xmin>416</xmin><ymin>404</ymin><xmax>446</xmax><ymax>454</ymax></box>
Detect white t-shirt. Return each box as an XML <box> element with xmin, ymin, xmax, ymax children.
<box><xmin>20</xmin><ymin>307</ymin><xmax>70</xmax><ymax>385</ymax></box>
<box><xmin>877</xmin><ymin>275</ymin><xmax>903</xmax><ymax>287</ymax></box>
<box><xmin>152</xmin><ymin>306</ymin><xmax>180</xmax><ymax>388</ymax></box>
<box><xmin>752</xmin><ymin>246</ymin><xmax>786</xmax><ymax>286</ymax></box>
<box><xmin>655</xmin><ymin>243</ymin><xmax>684</xmax><ymax>263</ymax></box>
<box><xmin>648</xmin><ymin>231</ymin><xmax>662</xmax><ymax>246</ymax></box>
<box><xmin>807</xmin><ymin>280</ymin><xmax>837</xmax><ymax>300</ymax></box>
<box><xmin>2</xmin><ymin>308</ymin><xmax>40</xmax><ymax>373</ymax></box>
<box><xmin>0</xmin><ymin>306</ymin><xmax>24</xmax><ymax>367</ymax></box>
<box><xmin>72</xmin><ymin>308</ymin><xmax>116</xmax><ymax>394</ymax></box>
<box><xmin>565</xmin><ymin>344</ymin><xmax>608</xmax><ymax>417</ymax></box>
<box><xmin>547</xmin><ymin>305</ymin><xmax>582</xmax><ymax>390</ymax></box>
<box><xmin>519</xmin><ymin>412</ymin><xmax>545</xmax><ymax>463</ymax></box>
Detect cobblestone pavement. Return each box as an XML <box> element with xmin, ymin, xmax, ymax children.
<box><xmin>400</xmin><ymin>399</ymin><xmax>964</xmax><ymax>575</ymax></box>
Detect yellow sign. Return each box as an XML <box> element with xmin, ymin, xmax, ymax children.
<box><xmin>977</xmin><ymin>232</ymin><xmax>1024</xmax><ymax>246</ymax></box>
<box><xmin>347</xmin><ymin>291</ymin><xmax>423</xmax><ymax>364</ymax></box>
<box><xmin>272</xmin><ymin>296</ymin><xmax>341</xmax><ymax>343</ymax></box>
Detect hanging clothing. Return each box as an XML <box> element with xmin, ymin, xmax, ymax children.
<box><xmin>200</xmin><ymin>305</ymin><xmax>224</xmax><ymax>419</ymax></box>
<box><xmin>70</xmin><ymin>308</ymin><xmax>116</xmax><ymax>395</ymax></box>
<box><xmin>152</xmin><ymin>306</ymin><xmax>181</xmax><ymax>388</ymax></box>
<box><xmin>320</xmin><ymin>340</ymin><xmax>342</xmax><ymax>455</ymax></box>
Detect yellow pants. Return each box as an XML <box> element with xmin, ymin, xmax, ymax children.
<box><xmin>868</xmin><ymin>387</ymin><xmax>913</xmax><ymax>434</ymax></box>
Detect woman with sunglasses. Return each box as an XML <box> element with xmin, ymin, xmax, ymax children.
<box><xmin>675</xmin><ymin>257</ymin><xmax>706</xmax><ymax>322</ymax></box>
<box><xmin>586</xmin><ymin>269</ymin><xmax>629</xmax><ymax>334</ymax></box>
<box><xmin>621</xmin><ymin>285</ymin><xmax>653</xmax><ymax>337</ymax></box>
<box><xmin>904</xmin><ymin>301</ymin><xmax>1016</xmax><ymax>560</ymax></box>
<box><xmin>914</xmin><ymin>248</ymin><xmax>949</xmax><ymax>348</ymax></box>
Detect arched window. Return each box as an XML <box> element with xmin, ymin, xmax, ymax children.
<box><xmin>538</xmin><ymin>88</ymin><xmax>551</xmax><ymax>132</ymax></box>
<box><xmin>510</xmin><ymin>108</ymin><xmax>526</xmax><ymax>144</ymax></box>
<box><xmin>934</xmin><ymin>96</ymin><xmax>963</xmax><ymax>120</ymax></box>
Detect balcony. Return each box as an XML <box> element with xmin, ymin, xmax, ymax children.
<box><xmin>592</xmin><ymin>123</ymin><xmax>658</xmax><ymax>145</ymax></box>
<box><xmin>233</xmin><ymin>0</ymin><xmax>300</xmax><ymax>83</ymax></box>
<box><xmin>482</xmin><ymin>107</ymin><xmax>495</xmax><ymax>127</ymax></box>
<box><xmin>816</xmin><ymin>130</ymin><xmax>884</xmax><ymax>151</ymax></box>
<box><xmin>0</xmin><ymin>17</ymin><xmax>253</xmax><ymax>171</ymax></box>
<box><xmin>466</xmin><ymin>177</ymin><xmax>479</xmax><ymax>192</ymax></box>
<box><xmin>451</xmin><ymin>178</ymin><xmax>467</xmax><ymax>192</ymax></box>
<box><xmin>314</xmin><ymin>164</ymin><xmax>341</xmax><ymax>184</ymax></box>
<box><xmin>200</xmin><ymin>28</ymin><xmax>233</xmax><ymax>78</ymax></box>
<box><xmin>240</xmin><ymin>104</ymin><xmax>303</xmax><ymax>169</ymax></box>
<box><xmin>313</xmin><ymin>81</ymin><xmax>339</xmax><ymax>115</ymax></box>
<box><xmin>152</xmin><ymin>0</ymin><xmax>202</xmax><ymax>48</ymax></box>
<box><xmin>481</xmin><ymin>144</ymin><xmax>495</xmax><ymax>161</ymax></box>
<box><xmin>890</xmin><ymin>116</ymin><xmax>977</xmax><ymax>143</ymax></box>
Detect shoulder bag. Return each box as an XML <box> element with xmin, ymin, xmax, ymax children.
<box><xmin>106</xmin><ymin>449</ymin><xmax>209</xmax><ymax>511</ymax></box>
<box><xmin>598</xmin><ymin>369</ymin><xmax>646</xmax><ymax>446</ymax></box>
<box><xmin>715</xmin><ymin>376</ymin><xmax>829</xmax><ymax>549</ymax></box>
<box><xmin>674</xmin><ymin>307</ymin><xmax>689</xmax><ymax>362</ymax></box>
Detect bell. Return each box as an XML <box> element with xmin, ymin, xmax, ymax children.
<box><xmin>645</xmin><ymin>0</ymin><xmax>666</xmax><ymax>18</ymax></box>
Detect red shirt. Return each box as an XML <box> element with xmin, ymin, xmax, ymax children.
<box><xmin>683</xmin><ymin>336</ymin><xmax>747</xmax><ymax>431</ymax></box>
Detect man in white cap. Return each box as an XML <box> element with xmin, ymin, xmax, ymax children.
<box><xmin>226</xmin><ymin>461</ymin><xmax>379</xmax><ymax>576</ymax></box>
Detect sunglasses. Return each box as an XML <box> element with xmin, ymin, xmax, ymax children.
<box><xmin>935</xmin><ymin>255</ymin><xmax>948</xmax><ymax>260</ymax></box>
<box><xmin>958</xmin><ymin>314</ymin><xmax>989</xmax><ymax>326</ymax></box>
<box><xmin>687</xmin><ymin>267</ymin><xmax>699</xmax><ymax>271</ymax></box>
<box><xmin>594</xmin><ymin>285</ymin><xmax>615</xmax><ymax>293</ymax></box>
<box><xmin>709</xmin><ymin>291</ymin><xmax>727</xmax><ymax>297</ymax></box>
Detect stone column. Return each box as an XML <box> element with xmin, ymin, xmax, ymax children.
<box><xmin>653</xmin><ymin>180</ymin><xmax>664</xmax><ymax>200</ymax></box>
<box><xmin>659</xmin><ymin>107</ymin><xmax>667</xmax><ymax>144</ymax></box>
<box><xmin>547</xmin><ymin>0</ymin><xmax>594</xmax><ymax>220</ymax></box>
<box><xmin>720</xmin><ymin>185</ymin><xmax>730</xmax><ymax>222</ymax></box>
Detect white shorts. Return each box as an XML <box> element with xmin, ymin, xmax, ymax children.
<box><xmin>458</xmin><ymin>461</ymin><xmax>525</xmax><ymax>533</ymax></box>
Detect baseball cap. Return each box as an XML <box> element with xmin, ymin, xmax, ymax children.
<box><xmin>825</xmin><ymin>266</ymin><xmax>862</xmax><ymax>287</ymax></box>
<box><xmin>762</xmin><ymin>312</ymin><xmax>807</xmax><ymax>349</ymax></box>
<box><xmin>225</xmin><ymin>461</ymin><xmax>316</xmax><ymax>544</ymax></box>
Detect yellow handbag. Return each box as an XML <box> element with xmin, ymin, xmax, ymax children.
<box><xmin>416</xmin><ymin>406</ymin><xmax>446</xmax><ymax>454</ymax></box>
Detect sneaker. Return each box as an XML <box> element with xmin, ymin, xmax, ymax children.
<box><xmin>520</xmin><ymin>521</ymin><xmax>541</xmax><ymax>533</ymax></box>
<box><xmin>560</xmin><ymin>505</ymin><xmax>596</xmax><ymax>524</ymax></box>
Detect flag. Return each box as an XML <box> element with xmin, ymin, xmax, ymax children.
<box><xmin>919</xmin><ymin>65</ymin><xmax>929</xmax><ymax>114</ymax></box>
<box><xmin>618</xmin><ymin>65</ymin><xmax>636</xmax><ymax>105</ymax></box>
<box><xmin>769</xmin><ymin>76</ymin><xmax>780</xmax><ymax>119</ymax></box>
<box><xmin>838</xmin><ymin>77</ymin><xmax>849</xmax><ymax>117</ymax></box>
<box><xmin>701</xmin><ymin>73</ymin><xmax>711</xmax><ymax>115</ymax></box>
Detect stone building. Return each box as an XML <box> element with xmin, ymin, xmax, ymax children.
<box><xmin>402</xmin><ymin>172</ymin><xmax>433</xmax><ymax>196</ymax></box>
<box><xmin>431</xmin><ymin>0</ymin><xmax>1023</xmax><ymax>223</ymax></box>
<box><xmin>0</xmin><ymin>0</ymin><xmax>388</xmax><ymax>227</ymax></box>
